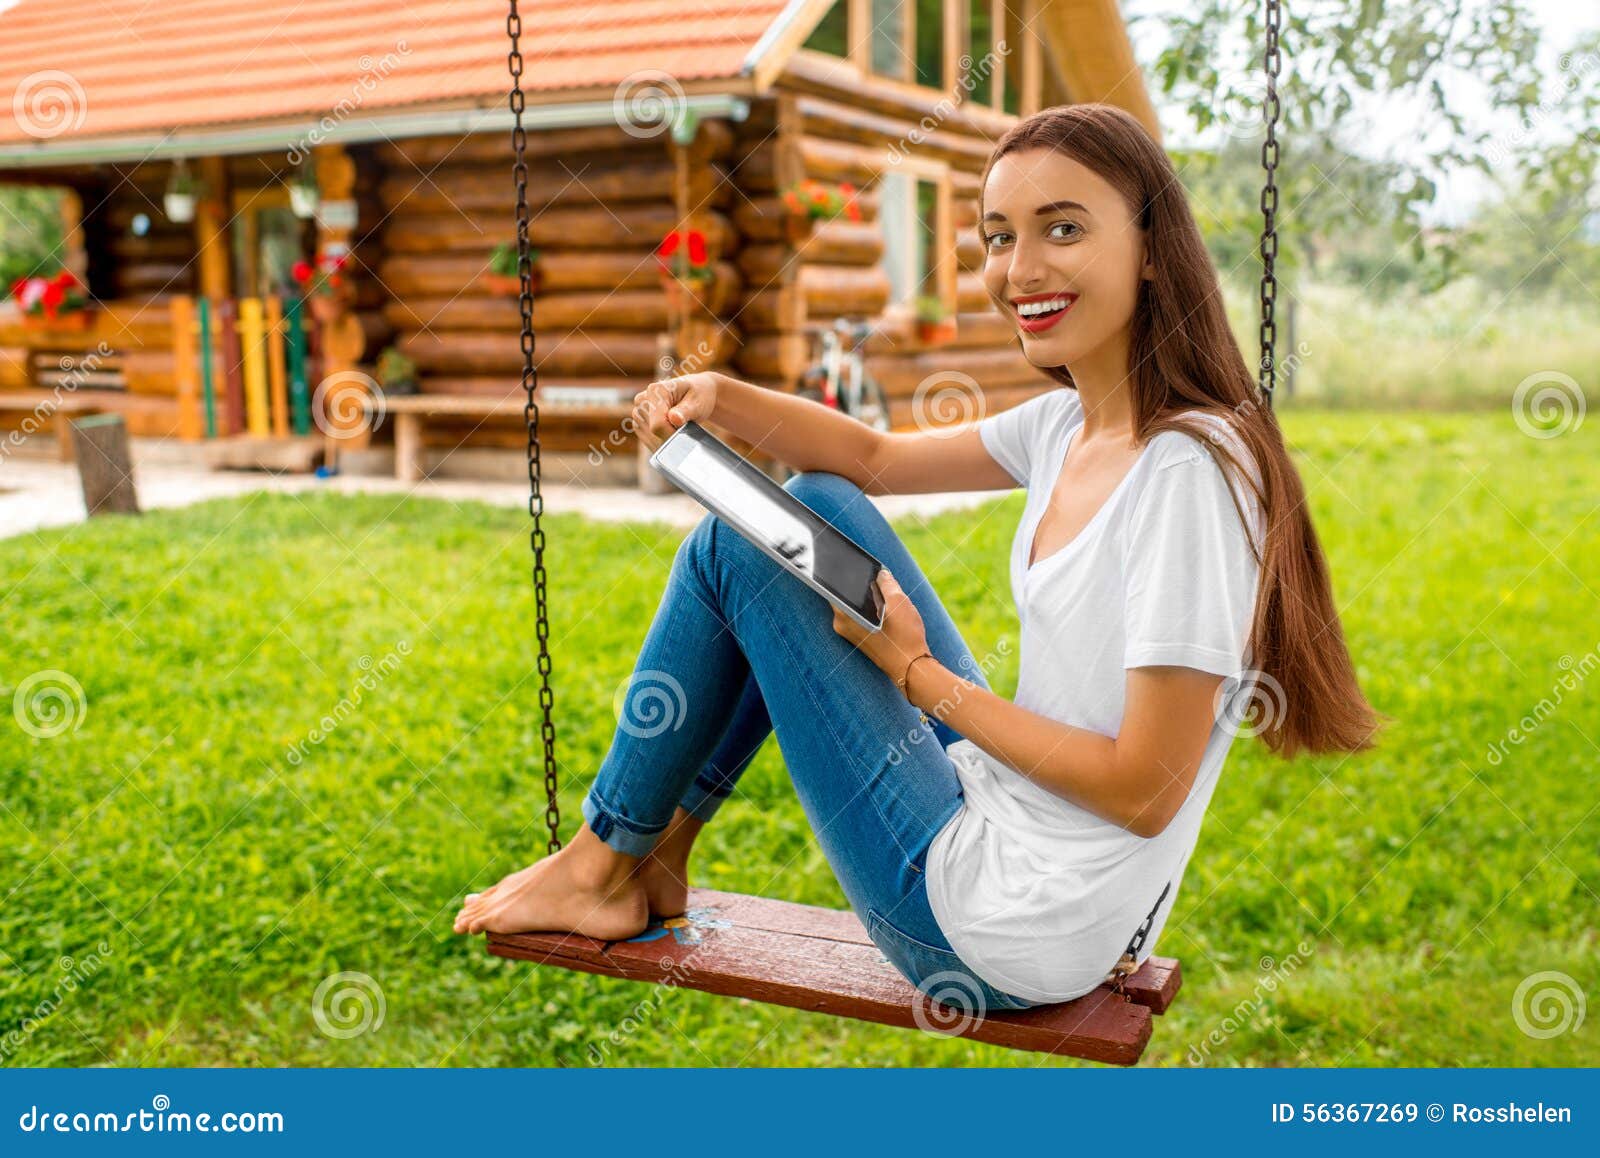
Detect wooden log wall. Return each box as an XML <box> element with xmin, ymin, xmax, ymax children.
<box><xmin>760</xmin><ymin>54</ymin><xmax>1057</xmax><ymax>429</ymax></box>
<box><xmin>370</xmin><ymin>123</ymin><xmax>745</xmax><ymax>453</ymax></box>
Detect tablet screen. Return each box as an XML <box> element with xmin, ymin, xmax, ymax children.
<box><xmin>664</xmin><ymin>432</ymin><xmax>882</xmax><ymax>626</ymax></box>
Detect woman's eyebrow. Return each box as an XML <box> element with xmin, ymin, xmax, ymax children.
<box><xmin>981</xmin><ymin>199</ymin><xmax>1091</xmax><ymax>223</ymax></box>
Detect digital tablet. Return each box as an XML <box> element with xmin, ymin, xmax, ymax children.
<box><xmin>648</xmin><ymin>421</ymin><xmax>886</xmax><ymax>632</ymax></box>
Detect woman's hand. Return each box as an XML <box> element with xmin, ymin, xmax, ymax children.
<box><xmin>631</xmin><ymin>371</ymin><xmax>721</xmax><ymax>452</ymax></box>
<box><xmin>832</xmin><ymin>569</ymin><xmax>933</xmax><ymax>696</ymax></box>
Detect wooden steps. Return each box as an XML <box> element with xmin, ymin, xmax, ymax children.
<box><xmin>487</xmin><ymin>887</ymin><xmax>1179</xmax><ymax>1064</ymax></box>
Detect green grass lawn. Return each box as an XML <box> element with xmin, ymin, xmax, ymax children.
<box><xmin>2</xmin><ymin>410</ymin><xmax>1596</xmax><ymax>1067</ymax></box>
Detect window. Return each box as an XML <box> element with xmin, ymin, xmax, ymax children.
<box><xmin>878</xmin><ymin>163</ymin><xmax>955</xmax><ymax>315</ymax></box>
<box><xmin>914</xmin><ymin>0</ymin><xmax>945</xmax><ymax>89</ymax></box>
<box><xmin>870</xmin><ymin>0</ymin><xmax>911</xmax><ymax>81</ymax></box>
<box><xmin>966</xmin><ymin>0</ymin><xmax>996</xmax><ymax>106</ymax></box>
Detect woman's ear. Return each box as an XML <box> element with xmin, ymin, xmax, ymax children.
<box><xmin>1141</xmin><ymin>256</ymin><xmax>1156</xmax><ymax>281</ymax></box>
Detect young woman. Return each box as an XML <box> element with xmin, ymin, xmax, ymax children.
<box><xmin>453</xmin><ymin>103</ymin><xmax>1382</xmax><ymax>1012</ymax></box>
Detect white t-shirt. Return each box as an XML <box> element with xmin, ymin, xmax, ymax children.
<box><xmin>925</xmin><ymin>388</ymin><xmax>1265</xmax><ymax>1003</ymax></box>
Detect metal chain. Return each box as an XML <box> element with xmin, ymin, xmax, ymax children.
<box><xmin>1258</xmin><ymin>0</ymin><xmax>1282</xmax><ymax>410</ymax></box>
<box><xmin>1108</xmin><ymin>880</ymin><xmax>1171</xmax><ymax>995</ymax></box>
<box><xmin>507</xmin><ymin>0</ymin><xmax>561</xmax><ymax>856</ymax></box>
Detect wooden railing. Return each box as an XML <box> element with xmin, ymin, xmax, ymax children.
<box><xmin>170</xmin><ymin>295</ymin><xmax>315</xmax><ymax>440</ymax></box>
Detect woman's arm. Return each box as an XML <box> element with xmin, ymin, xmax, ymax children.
<box><xmin>834</xmin><ymin>571</ymin><xmax>1222</xmax><ymax>839</ymax></box>
<box><xmin>634</xmin><ymin>371</ymin><xmax>1019</xmax><ymax>495</ymax></box>
<box><xmin>907</xmin><ymin>659</ymin><xmax>1222</xmax><ymax>838</ymax></box>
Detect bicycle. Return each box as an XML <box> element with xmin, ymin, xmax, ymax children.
<box><xmin>796</xmin><ymin>316</ymin><xmax>891</xmax><ymax>434</ymax></box>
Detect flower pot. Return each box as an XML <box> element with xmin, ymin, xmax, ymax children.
<box><xmin>917</xmin><ymin>318</ymin><xmax>958</xmax><ymax>346</ymax></box>
<box><xmin>289</xmin><ymin>185</ymin><xmax>320</xmax><ymax>219</ymax></box>
<box><xmin>309</xmin><ymin>295</ymin><xmax>347</xmax><ymax>325</ymax></box>
<box><xmin>783</xmin><ymin>213</ymin><xmax>815</xmax><ymax>245</ymax></box>
<box><xmin>662</xmin><ymin>276</ymin><xmax>712</xmax><ymax>313</ymax></box>
<box><xmin>164</xmin><ymin>192</ymin><xmax>196</xmax><ymax>223</ymax></box>
<box><xmin>480</xmin><ymin>271</ymin><xmax>528</xmax><ymax>297</ymax></box>
<box><xmin>21</xmin><ymin>309</ymin><xmax>94</xmax><ymax>332</ymax></box>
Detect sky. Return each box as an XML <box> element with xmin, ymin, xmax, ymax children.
<box><xmin>1123</xmin><ymin>0</ymin><xmax>1600</xmax><ymax>224</ymax></box>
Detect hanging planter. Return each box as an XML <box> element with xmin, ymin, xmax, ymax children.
<box><xmin>292</xmin><ymin>252</ymin><xmax>354</xmax><ymax>325</ymax></box>
<box><xmin>655</xmin><ymin>228</ymin><xmax>714</xmax><ymax>314</ymax></box>
<box><xmin>164</xmin><ymin>159</ymin><xmax>202</xmax><ymax>224</ymax></box>
<box><xmin>288</xmin><ymin>161</ymin><xmax>321</xmax><ymax>220</ymax></box>
<box><xmin>481</xmin><ymin>242</ymin><xmax>541</xmax><ymax>296</ymax></box>
<box><xmin>779</xmin><ymin>179</ymin><xmax>862</xmax><ymax>247</ymax></box>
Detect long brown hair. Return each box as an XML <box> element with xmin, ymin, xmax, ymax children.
<box><xmin>981</xmin><ymin>103</ymin><xmax>1384</xmax><ymax>758</ymax></box>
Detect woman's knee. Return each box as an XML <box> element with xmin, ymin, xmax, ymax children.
<box><xmin>784</xmin><ymin>471</ymin><xmax>876</xmax><ymax>528</ymax></box>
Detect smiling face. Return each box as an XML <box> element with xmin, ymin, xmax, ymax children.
<box><xmin>979</xmin><ymin>147</ymin><xmax>1152</xmax><ymax>369</ymax></box>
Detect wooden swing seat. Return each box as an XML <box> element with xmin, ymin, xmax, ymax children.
<box><xmin>487</xmin><ymin>887</ymin><xmax>1180</xmax><ymax>1064</ymax></box>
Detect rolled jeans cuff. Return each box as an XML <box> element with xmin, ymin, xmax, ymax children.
<box><xmin>581</xmin><ymin>787</ymin><xmax>669</xmax><ymax>858</ymax></box>
<box><xmin>678</xmin><ymin>774</ymin><xmax>734</xmax><ymax>824</ymax></box>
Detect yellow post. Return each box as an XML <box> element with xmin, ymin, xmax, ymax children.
<box><xmin>265</xmin><ymin>296</ymin><xmax>290</xmax><ymax>437</ymax></box>
<box><xmin>171</xmin><ymin>295</ymin><xmax>203</xmax><ymax>441</ymax></box>
<box><xmin>238</xmin><ymin>297</ymin><xmax>270</xmax><ymax>436</ymax></box>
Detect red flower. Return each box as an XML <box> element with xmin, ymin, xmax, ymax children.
<box><xmin>41</xmin><ymin>280</ymin><xmax>65</xmax><ymax>318</ymax></box>
<box><xmin>291</xmin><ymin>259</ymin><xmax>314</xmax><ymax>284</ymax></box>
<box><xmin>52</xmin><ymin>269</ymin><xmax>78</xmax><ymax>290</ymax></box>
<box><xmin>656</xmin><ymin>231</ymin><xmax>682</xmax><ymax>259</ymax></box>
<box><xmin>845</xmin><ymin>201</ymin><xmax>862</xmax><ymax>223</ymax></box>
<box><xmin>838</xmin><ymin>182</ymin><xmax>856</xmax><ymax>196</ymax></box>
<box><xmin>686</xmin><ymin>230</ymin><xmax>708</xmax><ymax>266</ymax></box>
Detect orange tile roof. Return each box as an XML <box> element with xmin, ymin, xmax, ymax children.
<box><xmin>0</xmin><ymin>0</ymin><xmax>796</xmax><ymax>146</ymax></box>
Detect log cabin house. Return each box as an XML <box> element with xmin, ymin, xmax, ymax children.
<box><xmin>0</xmin><ymin>0</ymin><xmax>1158</xmax><ymax>483</ymax></box>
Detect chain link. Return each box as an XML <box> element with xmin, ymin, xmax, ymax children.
<box><xmin>1109</xmin><ymin>880</ymin><xmax>1172</xmax><ymax>996</ymax></box>
<box><xmin>1258</xmin><ymin>0</ymin><xmax>1282</xmax><ymax>410</ymax></box>
<box><xmin>507</xmin><ymin>0</ymin><xmax>561</xmax><ymax>856</ymax></box>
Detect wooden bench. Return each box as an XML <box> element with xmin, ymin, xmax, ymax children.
<box><xmin>0</xmin><ymin>389</ymin><xmax>172</xmax><ymax>461</ymax></box>
<box><xmin>383</xmin><ymin>386</ymin><xmax>635</xmax><ymax>482</ymax></box>
<box><xmin>488</xmin><ymin>887</ymin><xmax>1180</xmax><ymax>1064</ymax></box>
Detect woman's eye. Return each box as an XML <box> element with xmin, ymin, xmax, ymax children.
<box><xmin>1049</xmin><ymin>221</ymin><xmax>1082</xmax><ymax>240</ymax></box>
<box><xmin>982</xmin><ymin>230</ymin><xmax>1013</xmax><ymax>249</ymax></box>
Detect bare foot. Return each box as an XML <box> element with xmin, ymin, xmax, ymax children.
<box><xmin>634</xmin><ymin>806</ymin><xmax>705</xmax><ymax>918</ymax></box>
<box><xmin>637</xmin><ymin>852</ymin><xmax>689</xmax><ymax>918</ymax></box>
<box><xmin>453</xmin><ymin>833</ymin><xmax>648</xmax><ymax>941</ymax></box>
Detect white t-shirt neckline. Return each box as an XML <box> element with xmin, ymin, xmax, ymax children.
<box><xmin>1024</xmin><ymin>423</ymin><xmax>1153</xmax><ymax>580</ymax></box>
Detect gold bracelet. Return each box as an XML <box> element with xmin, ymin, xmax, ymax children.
<box><xmin>896</xmin><ymin>650</ymin><xmax>937</xmax><ymax>697</ymax></box>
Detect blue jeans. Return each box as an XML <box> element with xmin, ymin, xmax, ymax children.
<box><xmin>580</xmin><ymin>471</ymin><xmax>1042</xmax><ymax>1014</ymax></box>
